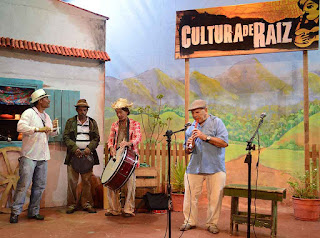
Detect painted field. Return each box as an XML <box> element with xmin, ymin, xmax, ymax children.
<box><xmin>259</xmin><ymin>148</ymin><xmax>304</xmax><ymax>175</ymax></box>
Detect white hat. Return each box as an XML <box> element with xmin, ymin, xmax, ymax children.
<box><xmin>30</xmin><ymin>89</ymin><xmax>50</xmax><ymax>103</ymax></box>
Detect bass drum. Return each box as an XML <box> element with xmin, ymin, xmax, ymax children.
<box><xmin>101</xmin><ymin>147</ymin><xmax>138</xmax><ymax>190</ymax></box>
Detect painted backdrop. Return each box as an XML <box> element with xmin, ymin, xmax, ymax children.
<box><xmin>66</xmin><ymin>0</ymin><xmax>320</xmax><ymax>196</ymax></box>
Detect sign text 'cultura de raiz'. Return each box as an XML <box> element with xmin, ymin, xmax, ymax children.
<box><xmin>175</xmin><ymin>0</ymin><xmax>319</xmax><ymax>59</ymax></box>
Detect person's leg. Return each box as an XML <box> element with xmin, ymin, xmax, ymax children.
<box><xmin>27</xmin><ymin>160</ymin><xmax>48</xmax><ymax>217</ymax></box>
<box><xmin>66</xmin><ymin>165</ymin><xmax>79</xmax><ymax>213</ymax></box>
<box><xmin>80</xmin><ymin>170</ymin><xmax>96</xmax><ymax>213</ymax></box>
<box><xmin>105</xmin><ymin>188</ymin><xmax>121</xmax><ymax>216</ymax></box>
<box><xmin>182</xmin><ymin>173</ymin><xmax>204</xmax><ymax>227</ymax></box>
<box><xmin>123</xmin><ymin>172</ymin><xmax>136</xmax><ymax>216</ymax></box>
<box><xmin>11</xmin><ymin>157</ymin><xmax>36</xmax><ymax>216</ymax></box>
<box><xmin>205</xmin><ymin>172</ymin><xmax>226</xmax><ymax>233</ymax></box>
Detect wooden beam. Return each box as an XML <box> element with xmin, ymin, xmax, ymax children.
<box><xmin>185</xmin><ymin>58</ymin><xmax>190</xmax><ymax>124</ymax></box>
<box><xmin>185</xmin><ymin>58</ymin><xmax>190</xmax><ymax>166</ymax></box>
<box><xmin>303</xmin><ymin>50</ymin><xmax>310</xmax><ymax>176</ymax></box>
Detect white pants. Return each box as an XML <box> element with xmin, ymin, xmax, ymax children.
<box><xmin>182</xmin><ymin>172</ymin><xmax>226</xmax><ymax>227</ymax></box>
<box><xmin>106</xmin><ymin>172</ymin><xmax>136</xmax><ymax>215</ymax></box>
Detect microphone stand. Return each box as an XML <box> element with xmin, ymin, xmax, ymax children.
<box><xmin>244</xmin><ymin>116</ymin><xmax>265</xmax><ymax>238</ymax></box>
<box><xmin>164</xmin><ymin>126</ymin><xmax>188</xmax><ymax>238</ymax></box>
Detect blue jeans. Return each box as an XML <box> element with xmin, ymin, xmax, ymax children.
<box><xmin>11</xmin><ymin>157</ymin><xmax>47</xmax><ymax>216</ymax></box>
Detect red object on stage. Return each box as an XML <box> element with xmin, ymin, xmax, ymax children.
<box><xmin>0</xmin><ymin>114</ymin><xmax>14</xmax><ymax>119</ymax></box>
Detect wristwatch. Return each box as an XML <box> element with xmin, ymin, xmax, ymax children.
<box><xmin>205</xmin><ymin>136</ymin><xmax>211</xmax><ymax>142</ymax></box>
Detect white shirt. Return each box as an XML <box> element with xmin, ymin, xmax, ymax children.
<box><xmin>17</xmin><ymin>107</ymin><xmax>58</xmax><ymax>161</ymax></box>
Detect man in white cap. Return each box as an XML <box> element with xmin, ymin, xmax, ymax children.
<box><xmin>63</xmin><ymin>99</ymin><xmax>100</xmax><ymax>214</ymax></box>
<box><xmin>10</xmin><ymin>89</ymin><xmax>58</xmax><ymax>223</ymax></box>
<box><xmin>105</xmin><ymin>98</ymin><xmax>142</xmax><ymax>217</ymax></box>
<box><xmin>180</xmin><ymin>99</ymin><xmax>228</xmax><ymax>234</ymax></box>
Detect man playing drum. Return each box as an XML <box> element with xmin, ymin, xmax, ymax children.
<box><xmin>105</xmin><ymin>98</ymin><xmax>142</xmax><ymax>217</ymax></box>
<box><xmin>63</xmin><ymin>99</ymin><xmax>100</xmax><ymax>214</ymax></box>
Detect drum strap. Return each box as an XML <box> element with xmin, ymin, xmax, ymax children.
<box><xmin>114</xmin><ymin>117</ymin><xmax>130</xmax><ymax>150</ymax></box>
<box><xmin>126</xmin><ymin>117</ymin><xmax>130</xmax><ymax>142</ymax></box>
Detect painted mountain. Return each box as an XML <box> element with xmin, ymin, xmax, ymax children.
<box><xmin>106</xmin><ymin>57</ymin><xmax>320</xmax><ymax>108</ymax></box>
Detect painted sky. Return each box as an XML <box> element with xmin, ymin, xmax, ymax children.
<box><xmin>64</xmin><ymin>0</ymin><xmax>320</xmax><ymax>79</ymax></box>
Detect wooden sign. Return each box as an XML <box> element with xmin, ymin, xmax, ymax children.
<box><xmin>175</xmin><ymin>0</ymin><xmax>319</xmax><ymax>59</ymax></box>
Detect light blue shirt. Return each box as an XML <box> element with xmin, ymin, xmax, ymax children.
<box><xmin>184</xmin><ymin>114</ymin><xmax>228</xmax><ymax>174</ymax></box>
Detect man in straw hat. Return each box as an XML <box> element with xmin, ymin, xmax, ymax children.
<box><xmin>10</xmin><ymin>89</ymin><xmax>58</xmax><ymax>223</ymax></box>
<box><xmin>105</xmin><ymin>98</ymin><xmax>141</xmax><ymax>217</ymax></box>
<box><xmin>180</xmin><ymin>99</ymin><xmax>228</xmax><ymax>234</ymax></box>
<box><xmin>63</xmin><ymin>99</ymin><xmax>100</xmax><ymax>214</ymax></box>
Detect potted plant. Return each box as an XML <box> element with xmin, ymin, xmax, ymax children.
<box><xmin>287</xmin><ymin>169</ymin><xmax>320</xmax><ymax>221</ymax></box>
<box><xmin>171</xmin><ymin>160</ymin><xmax>186</xmax><ymax>212</ymax></box>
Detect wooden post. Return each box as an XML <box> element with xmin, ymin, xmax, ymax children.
<box><xmin>185</xmin><ymin>58</ymin><xmax>190</xmax><ymax>166</ymax></box>
<box><xmin>185</xmin><ymin>58</ymin><xmax>190</xmax><ymax>124</ymax></box>
<box><xmin>303</xmin><ymin>50</ymin><xmax>310</xmax><ymax>180</ymax></box>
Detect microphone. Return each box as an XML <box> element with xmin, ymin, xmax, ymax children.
<box><xmin>184</xmin><ymin>122</ymin><xmax>192</xmax><ymax>128</ymax></box>
<box><xmin>260</xmin><ymin>112</ymin><xmax>267</xmax><ymax>119</ymax></box>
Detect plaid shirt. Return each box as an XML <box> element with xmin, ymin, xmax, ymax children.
<box><xmin>107</xmin><ymin>118</ymin><xmax>142</xmax><ymax>167</ymax></box>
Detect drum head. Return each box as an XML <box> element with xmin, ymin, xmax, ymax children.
<box><xmin>101</xmin><ymin>147</ymin><xmax>126</xmax><ymax>184</ymax></box>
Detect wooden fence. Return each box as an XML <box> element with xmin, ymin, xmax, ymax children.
<box><xmin>104</xmin><ymin>142</ymin><xmax>188</xmax><ymax>193</ymax></box>
<box><xmin>307</xmin><ymin>144</ymin><xmax>320</xmax><ymax>196</ymax></box>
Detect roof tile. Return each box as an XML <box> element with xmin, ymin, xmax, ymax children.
<box><xmin>19</xmin><ymin>40</ymin><xmax>24</xmax><ymax>49</ymax></box>
<box><xmin>0</xmin><ymin>36</ymin><xmax>110</xmax><ymax>61</ymax></box>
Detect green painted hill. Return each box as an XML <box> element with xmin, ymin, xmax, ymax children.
<box><xmin>271</xmin><ymin>112</ymin><xmax>320</xmax><ymax>149</ymax></box>
<box><xmin>191</xmin><ymin>71</ymin><xmax>239</xmax><ymax>100</ymax></box>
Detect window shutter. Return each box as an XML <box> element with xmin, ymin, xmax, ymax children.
<box><xmin>61</xmin><ymin>90</ymin><xmax>80</xmax><ymax>140</ymax></box>
<box><xmin>46</xmin><ymin>89</ymin><xmax>80</xmax><ymax>142</ymax></box>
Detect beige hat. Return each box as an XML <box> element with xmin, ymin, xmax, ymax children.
<box><xmin>188</xmin><ymin>99</ymin><xmax>207</xmax><ymax>111</ymax></box>
<box><xmin>75</xmin><ymin>99</ymin><xmax>90</xmax><ymax>108</ymax></box>
<box><xmin>30</xmin><ymin>89</ymin><xmax>50</xmax><ymax>103</ymax></box>
<box><xmin>111</xmin><ymin>98</ymin><xmax>133</xmax><ymax>109</ymax></box>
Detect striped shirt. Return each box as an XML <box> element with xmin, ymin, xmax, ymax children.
<box><xmin>76</xmin><ymin>116</ymin><xmax>90</xmax><ymax>149</ymax></box>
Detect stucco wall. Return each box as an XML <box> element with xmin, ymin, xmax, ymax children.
<box><xmin>0</xmin><ymin>0</ymin><xmax>106</xmax><ymax>51</ymax></box>
<box><xmin>0</xmin><ymin>0</ymin><xmax>107</xmax><ymax>208</ymax></box>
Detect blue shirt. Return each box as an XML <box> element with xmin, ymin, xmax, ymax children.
<box><xmin>184</xmin><ymin>115</ymin><xmax>228</xmax><ymax>174</ymax></box>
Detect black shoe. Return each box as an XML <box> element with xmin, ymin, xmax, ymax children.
<box><xmin>10</xmin><ymin>214</ymin><xmax>19</xmax><ymax>223</ymax></box>
<box><xmin>66</xmin><ymin>206</ymin><xmax>76</xmax><ymax>214</ymax></box>
<box><xmin>28</xmin><ymin>214</ymin><xmax>44</xmax><ymax>220</ymax></box>
<box><xmin>84</xmin><ymin>207</ymin><xmax>96</xmax><ymax>213</ymax></box>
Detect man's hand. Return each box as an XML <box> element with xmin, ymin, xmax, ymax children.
<box><xmin>75</xmin><ymin>148</ymin><xmax>83</xmax><ymax>158</ymax></box>
<box><xmin>39</xmin><ymin>127</ymin><xmax>52</xmax><ymax>133</ymax></box>
<box><xmin>84</xmin><ymin>147</ymin><xmax>91</xmax><ymax>156</ymax></box>
<box><xmin>187</xmin><ymin>136</ymin><xmax>195</xmax><ymax>148</ymax></box>
<box><xmin>192</xmin><ymin>129</ymin><xmax>206</xmax><ymax>141</ymax></box>
<box><xmin>109</xmin><ymin>147</ymin><xmax>116</xmax><ymax>157</ymax></box>
<box><xmin>119</xmin><ymin>140</ymin><xmax>132</xmax><ymax>148</ymax></box>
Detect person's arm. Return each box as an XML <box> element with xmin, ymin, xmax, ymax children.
<box><xmin>107</xmin><ymin>122</ymin><xmax>117</xmax><ymax>156</ymax></box>
<box><xmin>193</xmin><ymin>119</ymin><xmax>228</xmax><ymax>148</ymax></box>
<box><xmin>86</xmin><ymin>119</ymin><xmax>100</xmax><ymax>152</ymax></box>
<box><xmin>17</xmin><ymin>109</ymin><xmax>36</xmax><ymax>135</ymax></box>
<box><xmin>63</xmin><ymin>119</ymin><xmax>78</xmax><ymax>154</ymax></box>
<box><xmin>130</xmin><ymin>121</ymin><xmax>142</xmax><ymax>147</ymax></box>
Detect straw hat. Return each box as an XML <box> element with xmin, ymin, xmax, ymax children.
<box><xmin>30</xmin><ymin>89</ymin><xmax>50</xmax><ymax>103</ymax></box>
<box><xmin>111</xmin><ymin>98</ymin><xmax>133</xmax><ymax>109</ymax></box>
<box><xmin>75</xmin><ymin>99</ymin><xmax>90</xmax><ymax>108</ymax></box>
<box><xmin>188</xmin><ymin>99</ymin><xmax>207</xmax><ymax>111</ymax></box>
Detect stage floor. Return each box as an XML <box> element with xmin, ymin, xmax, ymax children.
<box><xmin>1</xmin><ymin>197</ymin><xmax>319</xmax><ymax>238</ymax></box>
